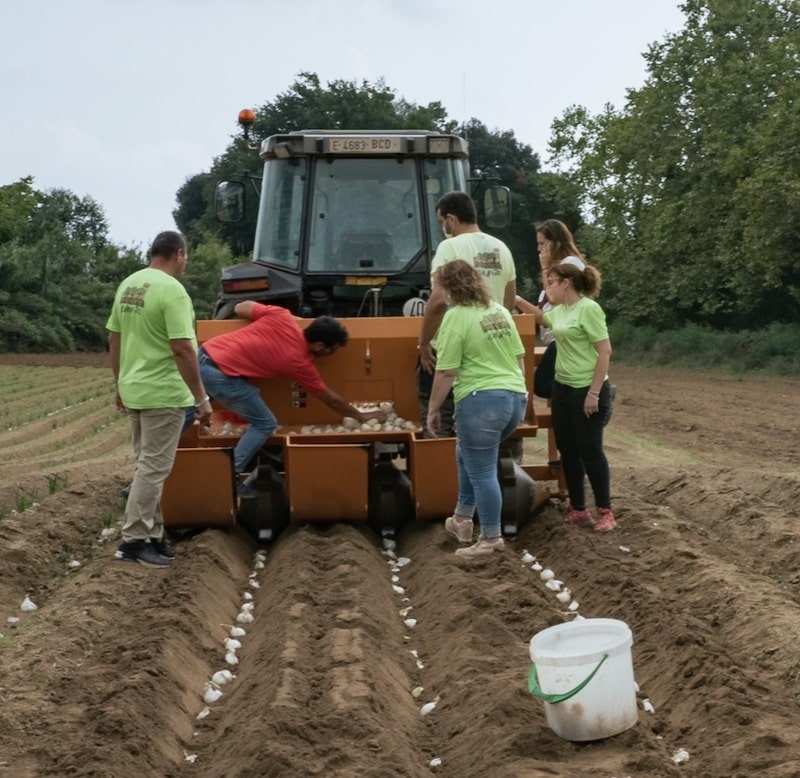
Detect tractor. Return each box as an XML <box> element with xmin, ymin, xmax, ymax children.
<box><xmin>161</xmin><ymin>112</ymin><xmax>563</xmax><ymax>540</ymax></box>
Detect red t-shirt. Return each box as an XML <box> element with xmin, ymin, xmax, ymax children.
<box><xmin>203</xmin><ymin>305</ymin><xmax>328</xmax><ymax>394</ymax></box>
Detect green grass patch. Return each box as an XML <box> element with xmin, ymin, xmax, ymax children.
<box><xmin>47</xmin><ymin>473</ymin><xmax>68</xmax><ymax>495</ymax></box>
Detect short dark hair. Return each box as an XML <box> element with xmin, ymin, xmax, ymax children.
<box><xmin>304</xmin><ymin>316</ymin><xmax>349</xmax><ymax>348</ymax></box>
<box><xmin>435</xmin><ymin>191</ymin><xmax>477</xmax><ymax>224</ymax></box>
<box><xmin>150</xmin><ymin>231</ymin><xmax>187</xmax><ymax>259</ymax></box>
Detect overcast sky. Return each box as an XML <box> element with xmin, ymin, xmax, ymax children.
<box><xmin>1</xmin><ymin>0</ymin><xmax>685</xmax><ymax>250</ymax></box>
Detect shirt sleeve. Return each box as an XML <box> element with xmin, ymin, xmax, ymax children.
<box><xmin>290</xmin><ymin>357</ymin><xmax>328</xmax><ymax>394</ymax></box>
<box><xmin>430</xmin><ymin>240</ymin><xmax>456</xmax><ymax>281</ymax></box>
<box><xmin>164</xmin><ymin>290</ymin><xmax>197</xmax><ymax>341</ymax></box>
<box><xmin>582</xmin><ymin>303</ymin><xmax>609</xmax><ymax>342</ymax></box>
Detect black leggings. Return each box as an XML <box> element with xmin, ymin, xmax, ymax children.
<box><xmin>550</xmin><ymin>380</ymin><xmax>612</xmax><ymax>510</ymax></box>
<box><xmin>534</xmin><ymin>341</ymin><xmax>556</xmax><ymax>399</ymax></box>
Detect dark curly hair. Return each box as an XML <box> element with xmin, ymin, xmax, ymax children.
<box><xmin>303</xmin><ymin>316</ymin><xmax>349</xmax><ymax>348</ymax></box>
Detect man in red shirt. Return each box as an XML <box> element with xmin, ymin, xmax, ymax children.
<box><xmin>199</xmin><ymin>301</ymin><xmax>384</xmax><ymax>492</ymax></box>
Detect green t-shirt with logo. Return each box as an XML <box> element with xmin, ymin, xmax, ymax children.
<box><xmin>431</xmin><ymin>231</ymin><xmax>516</xmax><ymax>304</ymax></box>
<box><xmin>106</xmin><ymin>267</ymin><xmax>196</xmax><ymax>409</ymax></box>
<box><xmin>434</xmin><ymin>301</ymin><xmax>527</xmax><ymax>404</ymax></box>
<box><xmin>543</xmin><ymin>297</ymin><xmax>609</xmax><ymax>388</ymax></box>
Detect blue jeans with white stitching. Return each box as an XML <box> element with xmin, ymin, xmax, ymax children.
<box><xmin>199</xmin><ymin>354</ymin><xmax>277</xmax><ymax>475</ymax></box>
<box><xmin>453</xmin><ymin>389</ymin><xmax>526</xmax><ymax>539</ymax></box>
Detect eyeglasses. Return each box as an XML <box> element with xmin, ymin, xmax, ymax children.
<box><xmin>546</xmin><ymin>277</ymin><xmax>563</xmax><ymax>286</ymax></box>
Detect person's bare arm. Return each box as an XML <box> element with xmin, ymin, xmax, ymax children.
<box><xmin>590</xmin><ymin>339</ymin><xmax>611</xmax><ymax>394</ymax></box>
<box><xmin>426</xmin><ymin>368</ymin><xmax>457</xmax><ymax>435</ymax></box>
<box><xmin>108</xmin><ymin>331</ymin><xmax>125</xmax><ymax>412</ymax></box>
<box><xmin>584</xmin><ymin>339</ymin><xmax>612</xmax><ymax>417</ymax></box>
<box><xmin>170</xmin><ymin>339</ymin><xmax>212</xmax><ymax>426</ymax></box>
<box><xmin>503</xmin><ymin>279</ymin><xmax>517</xmax><ymax>311</ymax></box>
<box><xmin>418</xmin><ymin>277</ymin><xmax>448</xmax><ymax>372</ymax></box>
<box><xmin>233</xmin><ymin>301</ymin><xmax>258</xmax><ymax>319</ymax></box>
<box><xmin>313</xmin><ymin>388</ymin><xmax>386</xmax><ymax>423</ymax></box>
<box><xmin>514</xmin><ymin>295</ymin><xmax>538</xmax><ymax>315</ymax></box>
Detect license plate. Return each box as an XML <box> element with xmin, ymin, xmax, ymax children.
<box><xmin>325</xmin><ymin>137</ymin><xmax>403</xmax><ymax>154</ymax></box>
<box><xmin>344</xmin><ymin>276</ymin><xmax>388</xmax><ymax>286</ymax></box>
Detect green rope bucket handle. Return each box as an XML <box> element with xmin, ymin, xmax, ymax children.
<box><xmin>528</xmin><ymin>653</ymin><xmax>609</xmax><ymax>704</ymax></box>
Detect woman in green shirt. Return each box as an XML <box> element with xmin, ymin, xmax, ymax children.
<box><xmin>530</xmin><ymin>256</ymin><xmax>616</xmax><ymax>532</ymax></box>
<box><xmin>426</xmin><ymin>260</ymin><xmax>528</xmax><ymax>558</ymax></box>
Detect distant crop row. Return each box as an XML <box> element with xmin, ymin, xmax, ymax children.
<box><xmin>0</xmin><ymin>366</ymin><xmax>131</xmax><ymax>521</ymax></box>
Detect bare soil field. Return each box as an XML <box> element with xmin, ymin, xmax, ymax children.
<box><xmin>1</xmin><ymin>353</ymin><xmax>799</xmax><ymax>777</ymax></box>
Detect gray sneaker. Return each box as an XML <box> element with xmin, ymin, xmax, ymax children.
<box><xmin>454</xmin><ymin>537</ymin><xmax>505</xmax><ymax>559</ymax></box>
<box><xmin>445</xmin><ymin>515</ymin><xmax>474</xmax><ymax>543</ymax></box>
<box><xmin>115</xmin><ymin>540</ymin><xmax>172</xmax><ymax>568</ymax></box>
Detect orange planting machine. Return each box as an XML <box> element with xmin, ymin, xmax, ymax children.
<box><xmin>161</xmin><ymin>314</ymin><xmax>565</xmax><ymax>541</ymax></box>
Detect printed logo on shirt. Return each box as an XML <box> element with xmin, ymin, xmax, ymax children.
<box><xmin>119</xmin><ymin>283</ymin><xmax>150</xmax><ymax>314</ymax></box>
<box><xmin>473</xmin><ymin>250</ymin><xmax>503</xmax><ymax>276</ymax></box>
<box><xmin>479</xmin><ymin>310</ymin><xmax>513</xmax><ymax>338</ymax></box>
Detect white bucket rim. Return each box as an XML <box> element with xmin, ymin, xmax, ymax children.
<box><xmin>530</xmin><ymin>618</ymin><xmax>633</xmax><ymax>667</ymax></box>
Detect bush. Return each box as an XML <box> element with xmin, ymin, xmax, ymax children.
<box><xmin>610</xmin><ymin>321</ymin><xmax>800</xmax><ymax>376</ymax></box>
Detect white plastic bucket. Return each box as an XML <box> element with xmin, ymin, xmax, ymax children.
<box><xmin>528</xmin><ymin>618</ymin><xmax>637</xmax><ymax>741</ymax></box>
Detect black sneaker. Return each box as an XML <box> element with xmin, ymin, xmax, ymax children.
<box><xmin>150</xmin><ymin>536</ymin><xmax>175</xmax><ymax>559</ymax></box>
<box><xmin>114</xmin><ymin>540</ymin><xmax>172</xmax><ymax>568</ymax></box>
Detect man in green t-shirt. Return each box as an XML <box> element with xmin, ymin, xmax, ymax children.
<box><xmin>417</xmin><ymin>191</ymin><xmax>517</xmax><ymax>437</ymax></box>
<box><xmin>106</xmin><ymin>231</ymin><xmax>211</xmax><ymax>567</ymax></box>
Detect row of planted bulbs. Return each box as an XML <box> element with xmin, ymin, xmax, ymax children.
<box><xmin>520</xmin><ymin>550</ymin><xmax>662</xmax><ymax>723</ymax></box>
<box><xmin>520</xmin><ymin>550</ymin><xmax>581</xmax><ymax>616</ymax></box>
<box><xmin>199</xmin><ymin>550</ymin><xmax>266</xmax><ymax>712</ymax></box>
<box><xmin>383</xmin><ymin>537</ymin><xmax>443</xmax><ymax>771</ymax></box>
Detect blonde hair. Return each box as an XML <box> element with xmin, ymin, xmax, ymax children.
<box><xmin>437</xmin><ymin>260</ymin><xmax>492</xmax><ymax>307</ymax></box>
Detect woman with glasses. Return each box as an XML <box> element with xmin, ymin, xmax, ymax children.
<box><xmin>515</xmin><ymin>220</ymin><xmax>583</xmax><ymax>399</ymax></box>
<box><xmin>528</xmin><ymin>257</ymin><xmax>617</xmax><ymax>532</ymax></box>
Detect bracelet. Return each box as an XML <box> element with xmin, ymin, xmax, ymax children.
<box><xmin>195</xmin><ymin>395</ymin><xmax>210</xmax><ymax>407</ymax></box>
<box><xmin>587</xmin><ymin>390</ymin><xmax>600</xmax><ymax>398</ymax></box>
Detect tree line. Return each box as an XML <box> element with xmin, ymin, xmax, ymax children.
<box><xmin>1</xmin><ymin>0</ymin><xmax>797</xmax><ymax>353</ymax></box>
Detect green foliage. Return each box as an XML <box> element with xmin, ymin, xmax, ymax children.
<box><xmin>181</xmin><ymin>233</ymin><xmax>239</xmax><ymax>319</ymax></box>
<box><xmin>0</xmin><ymin>178</ymin><xmax>41</xmax><ymax>244</ymax></box>
<box><xmin>14</xmin><ymin>492</ymin><xmax>34</xmax><ymax>512</ymax></box>
<box><xmin>460</xmin><ymin>119</ymin><xmax>584</xmax><ymax>289</ymax></box>
<box><xmin>47</xmin><ymin>474</ymin><xmax>68</xmax><ymax>495</ymax></box>
<box><xmin>611</xmin><ymin>320</ymin><xmax>800</xmax><ymax>375</ymax></box>
<box><xmin>0</xmin><ymin>179</ymin><xmax>147</xmax><ymax>352</ymax></box>
<box><xmin>549</xmin><ymin>0</ymin><xmax>800</xmax><ymax>330</ymax></box>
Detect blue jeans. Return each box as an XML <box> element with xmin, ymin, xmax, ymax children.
<box><xmin>550</xmin><ymin>380</ymin><xmax>612</xmax><ymax>511</ymax></box>
<box><xmin>453</xmin><ymin>389</ymin><xmax>527</xmax><ymax>539</ymax></box>
<box><xmin>199</xmin><ymin>354</ymin><xmax>277</xmax><ymax>475</ymax></box>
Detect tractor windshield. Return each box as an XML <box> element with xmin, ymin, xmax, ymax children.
<box><xmin>252</xmin><ymin>153</ymin><xmax>467</xmax><ymax>276</ymax></box>
<box><xmin>307</xmin><ymin>157</ymin><xmax>422</xmax><ymax>274</ymax></box>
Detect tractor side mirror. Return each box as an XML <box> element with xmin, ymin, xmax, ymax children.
<box><xmin>483</xmin><ymin>185</ymin><xmax>511</xmax><ymax>230</ymax></box>
<box><xmin>215</xmin><ymin>181</ymin><xmax>245</xmax><ymax>223</ymax></box>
